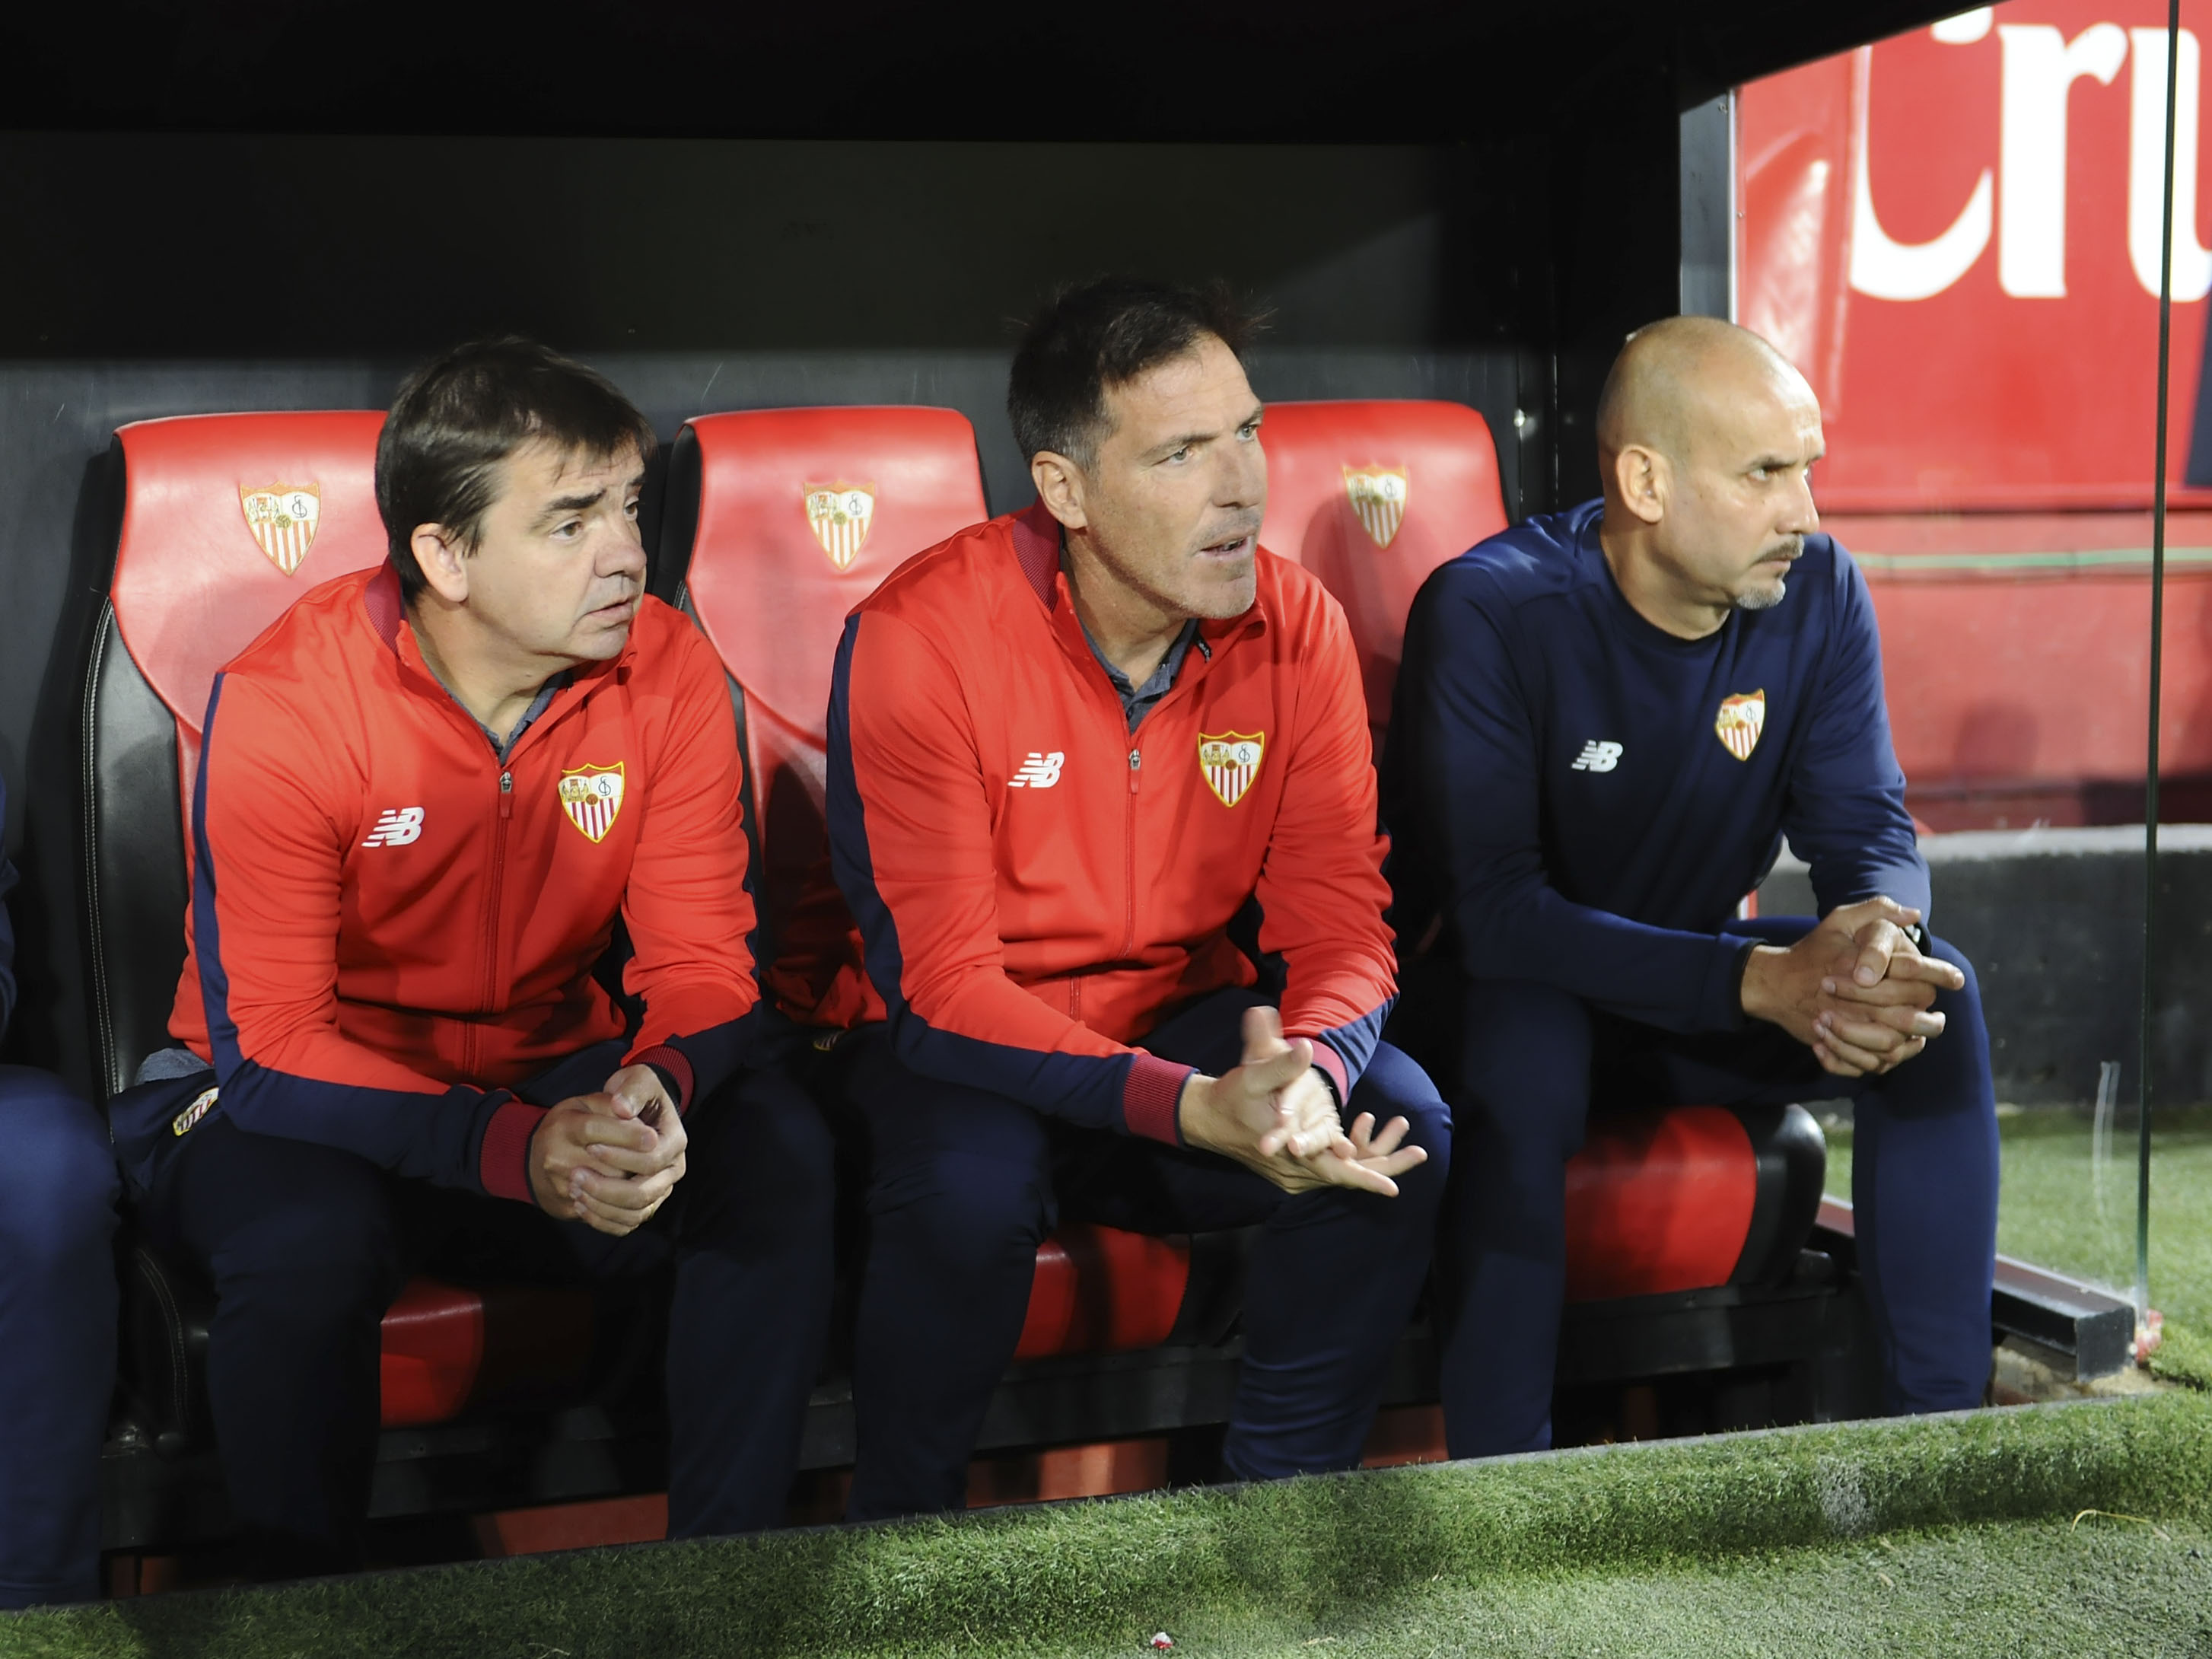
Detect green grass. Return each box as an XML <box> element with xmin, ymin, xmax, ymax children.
<box><xmin>8</xmin><ymin>1394</ymin><xmax>2210</xmax><ymax>1658</ymax></box>
<box><xmin>1824</xmin><ymin>1103</ymin><xmax>2212</xmax><ymax>1387</ymax></box>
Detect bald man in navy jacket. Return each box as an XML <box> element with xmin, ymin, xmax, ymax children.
<box><xmin>1382</xmin><ymin>317</ymin><xmax>1999</xmax><ymax>1457</ymax></box>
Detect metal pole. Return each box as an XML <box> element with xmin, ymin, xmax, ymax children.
<box><xmin>2139</xmin><ymin>0</ymin><xmax>2182</xmax><ymax>1336</ymax></box>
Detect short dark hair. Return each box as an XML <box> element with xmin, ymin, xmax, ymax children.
<box><xmin>377</xmin><ymin>337</ymin><xmax>657</xmax><ymax>603</ymax></box>
<box><xmin>1007</xmin><ymin>277</ymin><xmax>1262</xmax><ymax>467</ymax></box>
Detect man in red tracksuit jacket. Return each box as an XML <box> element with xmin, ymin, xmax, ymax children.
<box><xmin>815</xmin><ymin>279</ymin><xmax>1450</xmax><ymax>1518</ymax></box>
<box><xmin>108</xmin><ymin>340</ymin><xmax>832</xmax><ymax>1572</ymax></box>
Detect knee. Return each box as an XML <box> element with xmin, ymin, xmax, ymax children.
<box><xmin>1349</xmin><ymin>1044</ymin><xmax>1452</xmax><ymax>1210</ymax></box>
<box><xmin>684</xmin><ymin>1066</ymin><xmax>837</xmax><ymax>1242</ymax></box>
<box><xmin>1924</xmin><ymin>935</ymin><xmax>1983</xmax><ymax>1013</ymax></box>
<box><xmin>208</xmin><ymin>1179</ymin><xmax>396</xmax><ymax>1326</ymax></box>
<box><xmin>1447</xmin><ymin>983</ymin><xmax>1592</xmax><ymax>1164</ymax></box>
<box><xmin>0</xmin><ymin>1068</ymin><xmax>118</xmax><ymax>1261</ymax></box>
<box><xmin>869</xmin><ymin>1142</ymin><xmax>1048</xmax><ymax>1274</ymax></box>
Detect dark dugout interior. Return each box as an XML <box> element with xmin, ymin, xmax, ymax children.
<box><xmin>0</xmin><ymin>0</ymin><xmax>1965</xmax><ymax>1094</ymax></box>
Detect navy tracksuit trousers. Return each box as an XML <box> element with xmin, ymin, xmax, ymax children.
<box><xmin>129</xmin><ymin>1040</ymin><xmax>833</xmax><ymax>1571</ymax></box>
<box><xmin>0</xmin><ymin>1066</ymin><xmax>118</xmax><ymax>1609</ymax></box>
<box><xmin>1393</xmin><ymin>916</ymin><xmax>1999</xmax><ymax>1459</ymax></box>
<box><xmin>840</xmin><ymin>986</ymin><xmax>1450</xmax><ymax>1521</ymax></box>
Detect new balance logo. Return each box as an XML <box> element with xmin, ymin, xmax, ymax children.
<box><xmin>1007</xmin><ymin>752</ymin><xmax>1065</xmax><ymax>789</ymax></box>
<box><xmin>361</xmin><ymin>807</ymin><xmax>425</xmax><ymax>846</ymax></box>
<box><xmin>1571</xmin><ymin>741</ymin><xmax>1624</xmax><ymax>773</ymax></box>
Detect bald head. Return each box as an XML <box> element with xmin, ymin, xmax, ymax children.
<box><xmin>1596</xmin><ymin>316</ymin><xmax>1807</xmax><ymax>471</ymax></box>
<box><xmin>1592</xmin><ymin>316</ymin><xmax>1825</xmax><ymax>638</ymax></box>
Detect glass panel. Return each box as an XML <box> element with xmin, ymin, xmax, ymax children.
<box><xmin>1737</xmin><ymin>2</ymin><xmax>2212</xmax><ymax>1384</ymax></box>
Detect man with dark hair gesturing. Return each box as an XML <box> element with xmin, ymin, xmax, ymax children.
<box><xmin>805</xmin><ymin>277</ymin><xmax>1450</xmax><ymax>1520</ymax></box>
<box><xmin>110</xmin><ymin>339</ymin><xmax>832</xmax><ymax>1571</ymax></box>
<box><xmin>1383</xmin><ymin>316</ymin><xmax>1999</xmax><ymax>1457</ymax></box>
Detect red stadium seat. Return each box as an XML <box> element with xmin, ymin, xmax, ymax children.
<box><xmin>1256</xmin><ymin>400</ymin><xmax>1824</xmax><ymax>1303</ymax></box>
<box><xmin>1256</xmin><ymin>400</ymin><xmax>1510</xmax><ymax>742</ymax></box>
<box><xmin>667</xmin><ymin>407</ymin><xmax>1191</xmax><ymax>1359</ymax></box>
<box><xmin>88</xmin><ymin>412</ymin><xmax>590</xmax><ymax>1431</ymax></box>
<box><xmin>670</xmin><ymin>408</ymin><xmax>989</xmax><ymax>985</ymax></box>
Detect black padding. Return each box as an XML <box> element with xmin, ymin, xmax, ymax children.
<box><xmin>652</xmin><ymin>425</ymin><xmax>704</xmax><ymax>607</ymax></box>
<box><xmin>80</xmin><ymin>604</ymin><xmax>186</xmax><ymax>1100</ymax></box>
<box><xmin>121</xmin><ymin>1240</ymin><xmax>214</xmax><ymax>1455</ymax></box>
<box><xmin>1727</xmin><ymin>1102</ymin><xmax>1828</xmax><ymax>1288</ymax></box>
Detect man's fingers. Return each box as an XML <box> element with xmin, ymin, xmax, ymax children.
<box><xmin>1810</xmin><ymin>1039</ymin><xmax>1868</xmax><ymax>1078</ymax></box>
<box><xmin>1240</xmin><ymin>1005</ymin><xmax>1289</xmax><ymax>1065</ymax></box>
<box><xmin>1820</xmin><ymin>973</ymin><xmax>1939</xmax><ymax>1009</ymax></box>
<box><xmin>574</xmin><ymin>1113</ymin><xmax>660</xmax><ymax>1155</ymax></box>
<box><xmin>1883</xmin><ymin>954</ymin><xmax>1966</xmax><ymax>992</ymax></box>
<box><xmin>1237</xmin><ymin>1039</ymin><xmax>1315</xmax><ymax>1100</ymax></box>
<box><xmin>1813</xmin><ymin>1025</ymin><xmax>1890</xmax><ymax>1072</ymax></box>
<box><xmin>1848</xmin><ymin>925</ymin><xmax>1899</xmax><ymax>988</ymax></box>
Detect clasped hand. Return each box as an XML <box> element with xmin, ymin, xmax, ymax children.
<box><xmin>1739</xmin><ymin>896</ymin><xmax>1965</xmax><ymax>1078</ymax></box>
<box><xmin>527</xmin><ymin>1062</ymin><xmax>688</xmax><ymax>1236</ymax></box>
<box><xmin>1176</xmin><ymin>1007</ymin><xmax>1426</xmax><ymax>1196</ymax></box>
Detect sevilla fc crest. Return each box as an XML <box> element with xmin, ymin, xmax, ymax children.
<box><xmin>558</xmin><ymin>763</ymin><xmax>625</xmax><ymax>842</ymax></box>
<box><xmin>804</xmin><ymin>482</ymin><xmax>876</xmax><ymax>572</ymax></box>
<box><xmin>1342</xmin><ymin>466</ymin><xmax>1409</xmax><ymax>549</ymax></box>
<box><xmin>1198</xmin><ymin>731</ymin><xmax>1266</xmax><ymax>808</ymax></box>
<box><xmin>1714</xmin><ymin>691</ymin><xmax>1766</xmax><ymax>762</ymax></box>
<box><xmin>239</xmin><ymin>482</ymin><xmax>320</xmax><ymax>575</ymax></box>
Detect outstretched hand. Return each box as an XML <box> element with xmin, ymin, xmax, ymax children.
<box><xmin>1740</xmin><ymin>896</ymin><xmax>1965</xmax><ymax>1078</ymax></box>
<box><xmin>527</xmin><ymin>1062</ymin><xmax>688</xmax><ymax>1236</ymax></box>
<box><xmin>1176</xmin><ymin>1007</ymin><xmax>1427</xmax><ymax>1196</ymax></box>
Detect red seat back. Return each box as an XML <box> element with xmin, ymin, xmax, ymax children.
<box><xmin>1256</xmin><ymin>400</ymin><xmax>1509</xmax><ymax>742</ymax></box>
<box><xmin>110</xmin><ymin>412</ymin><xmax>390</xmax><ymax>826</ymax></box>
<box><xmin>675</xmin><ymin>408</ymin><xmax>988</xmax><ymax>962</ymax></box>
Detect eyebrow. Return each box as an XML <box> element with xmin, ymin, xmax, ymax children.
<box><xmin>530</xmin><ymin>472</ymin><xmax>644</xmax><ymax>528</ymax></box>
<box><xmin>1146</xmin><ymin>406</ymin><xmax>1265</xmax><ymax>461</ymax></box>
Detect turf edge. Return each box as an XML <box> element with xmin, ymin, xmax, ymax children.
<box><xmin>9</xmin><ymin>1393</ymin><xmax>2209</xmax><ymax>1659</ymax></box>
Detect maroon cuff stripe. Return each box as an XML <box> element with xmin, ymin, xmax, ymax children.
<box><xmin>1307</xmin><ymin>1042</ymin><xmax>1350</xmax><ymax>1110</ymax></box>
<box><xmin>629</xmin><ymin>1043</ymin><xmax>695</xmax><ymax>1115</ymax></box>
<box><xmin>479</xmin><ymin>1095</ymin><xmax>548</xmax><ymax>1205</ymax></box>
<box><xmin>1123</xmin><ymin>1054</ymin><xmax>1193</xmax><ymax>1145</ymax></box>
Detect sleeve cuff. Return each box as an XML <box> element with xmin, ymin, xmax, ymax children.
<box><xmin>628</xmin><ymin>1043</ymin><xmax>695</xmax><ymax>1116</ymax></box>
<box><xmin>477</xmin><ymin>1093</ymin><xmax>548</xmax><ymax>1204</ymax></box>
<box><xmin>1122</xmin><ymin>1053</ymin><xmax>1195</xmax><ymax>1145</ymax></box>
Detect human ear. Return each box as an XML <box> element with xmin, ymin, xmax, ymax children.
<box><xmin>1611</xmin><ymin>444</ymin><xmax>1666</xmax><ymax>526</ymax></box>
<box><xmin>1030</xmin><ymin>452</ymin><xmax>1090</xmax><ymax>531</ymax></box>
<box><xmin>411</xmin><ymin>524</ymin><xmax>470</xmax><ymax>604</ymax></box>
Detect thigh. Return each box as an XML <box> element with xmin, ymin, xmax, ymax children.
<box><xmin>1593</xmin><ymin>916</ymin><xmax>1848</xmax><ymax>1111</ymax></box>
<box><xmin>1053</xmin><ymin>1124</ymin><xmax>1287</xmax><ymax>1236</ymax></box>
<box><xmin>0</xmin><ymin>1067</ymin><xmax>117</xmax><ymax>1247</ymax></box>
<box><xmin>668</xmin><ymin>1059</ymin><xmax>835</xmax><ymax>1250</ymax></box>
<box><xmin>143</xmin><ymin>1116</ymin><xmax>402</xmax><ymax>1304</ymax></box>
<box><xmin>843</xmin><ymin>1033</ymin><xmax>1055</xmax><ymax>1237</ymax></box>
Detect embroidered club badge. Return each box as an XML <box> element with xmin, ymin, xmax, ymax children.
<box><xmin>1342</xmin><ymin>466</ymin><xmax>1409</xmax><ymax>549</ymax></box>
<box><xmin>1198</xmin><ymin>731</ymin><xmax>1266</xmax><ymax>808</ymax></box>
<box><xmin>172</xmin><ymin>1086</ymin><xmax>218</xmax><ymax>1137</ymax></box>
<box><xmin>1714</xmin><ymin>691</ymin><xmax>1767</xmax><ymax>762</ymax></box>
<box><xmin>239</xmin><ymin>482</ymin><xmax>321</xmax><ymax>575</ymax></box>
<box><xmin>804</xmin><ymin>482</ymin><xmax>877</xmax><ymax>572</ymax></box>
<box><xmin>558</xmin><ymin>763</ymin><xmax>626</xmax><ymax>842</ymax></box>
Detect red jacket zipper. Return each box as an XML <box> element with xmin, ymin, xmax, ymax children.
<box><xmin>1122</xmin><ymin>744</ymin><xmax>1141</xmax><ymax>958</ymax></box>
<box><xmin>470</xmin><ymin>766</ymin><xmax>514</xmax><ymax>1067</ymax></box>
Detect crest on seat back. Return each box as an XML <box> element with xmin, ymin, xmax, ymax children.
<box><xmin>239</xmin><ymin>482</ymin><xmax>321</xmax><ymax>575</ymax></box>
<box><xmin>804</xmin><ymin>482</ymin><xmax>876</xmax><ymax>572</ymax></box>
<box><xmin>1341</xmin><ymin>465</ymin><xmax>1408</xmax><ymax>549</ymax></box>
